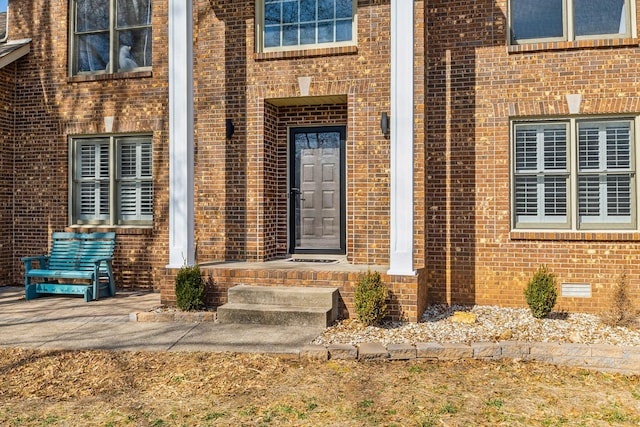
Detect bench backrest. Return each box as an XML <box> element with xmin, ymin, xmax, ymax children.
<box><xmin>49</xmin><ymin>232</ymin><xmax>116</xmax><ymax>272</ymax></box>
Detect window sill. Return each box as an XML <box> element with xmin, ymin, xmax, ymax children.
<box><xmin>510</xmin><ymin>230</ymin><xmax>640</xmax><ymax>242</ymax></box>
<box><xmin>255</xmin><ymin>45</ymin><xmax>358</xmax><ymax>61</ymax></box>
<box><xmin>508</xmin><ymin>38</ymin><xmax>639</xmax><ymax>54</ymax></box>
<box><xmin>68</xmin><ymin>70</ymin><xmax>153</xmax><ymax>83</ymax></box>
<box><xmin>67</xmin><ymin>225</ymin><xmax>153</xmax><ymax>236</ymax></box>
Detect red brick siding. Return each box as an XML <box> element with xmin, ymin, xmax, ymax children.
<box><xmin>0</xmin><ymin>63</ymin><xmax>14</xmax><ymax>280</ymax></box>
<box><xmin>426</xmin><ymin>0</ymin><xmax>640</xmax><ymax>313</ymax></box>
<box><xmin>8</xmin><ymin>0</ymin><xmax>169</xmax><ymax>289</ymax></box>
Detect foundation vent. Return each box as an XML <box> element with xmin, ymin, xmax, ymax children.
<box><xmin>561</xmin><ymin>283</ymin><xmax>592</xmax><ymax>298</ymax></box>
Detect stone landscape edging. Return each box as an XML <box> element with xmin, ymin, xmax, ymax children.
<box><xmin>301</xmin><ymin>341</ymin><xmax>640</xmax><ymax>375</ymax></box>
<box><xmin>131</xmin><ymin>311</ymin><xmax>639</xmax><ymax>375</ymax></box>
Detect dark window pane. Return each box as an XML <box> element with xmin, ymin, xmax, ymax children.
<box><xmin>117</xmin><ymin>0</ymin><xmax>152</xmax><ymax>28</ymax></box>
<box><xmin>282</xmin><ymin>1</ymin><xmax>298</xmax><ymax>24</ymax></box>
<box><xmin>300</xmin><ymin>0</ymin><xmax>315</xmax><ymax>21</ymax></box>
<box><xmin>318</xmin><ymin>0</ymin><xmax>334</xmax><ymax>20</ymax></box>
<box><xmin>117</xmin><ymin>28</ymin><xmax>152</xmax><ymax>70</ymax></box>
<box><xmin>300</xmin><ymin>22</ymin><xmax>316</xmax><ymax>44</ymax></box>
<box><xmin>77</xmin><ymin>33</ymin><xmax>110</xmax><ymax>72</ymax></box>
<box><xmin>283</xmin><ymin>24</ymin><xmax>298</xmax><ymax>46</ymax></box>
<box><xmin>264</xmin><ymin>26</ymin><xmax>281</xmax><ymax>47</ymax></box>
<box><xmin>511</xmin><ymin>0</ymin><xmax>563</xmax><ymax>41</ymax></box>
<box><xmin>335</xmin><ymin>19</ymin><xmax>352</xmax><ymax>42</ymax></box>
<box><xmin>336</xmin><ymin>0</ymin><xmax>352</xmax><ymax>19</ymax></box>
<box><xmin>0</xmin><ymin>5</ymin><xmax>6</xmax><ymax>41</ymax></box>
<box><xmin>76</xmin><ymin>0</ymin><xmax>109</xmax><ymax>32</ymax></box>
<box><xmin>265</xmin><ymin>3</ymin><xmax>281</xmax><ymax>25</ymax></box>
<box><xmin>575</xmin><ymin>0</ymin><xmax>626</xmax><ymax>36</ymax></box>
<box><xmin>318</xmin><ymin>21</ymin><xmax>333</xmax><ymax>42</ymax></box>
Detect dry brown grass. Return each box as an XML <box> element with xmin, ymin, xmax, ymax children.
<box><xmin>1</xmin><ymin>348</ymin><xmax>639</xmax><ymax>426</ymax></box>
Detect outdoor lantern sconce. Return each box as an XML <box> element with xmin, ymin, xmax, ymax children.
<box><xmin>226</xmin><ymin>118</ymin><xmax>235</xmax><ymax>139</ymax></box>
<box><xmin>380</xmin><ymin>112</ymin><xmax>389</xmax><ymax>135</ymax></box>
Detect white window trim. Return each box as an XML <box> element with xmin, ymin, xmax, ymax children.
<box><xmin>68</xmin><ymin>0</ymin><xmax>153</xmax><ymax>76</ymax></box>
<box><xmin>508</xmin><ymin>0</ymin><xmax>636</xmax><ymax>45</ymax></box>
<box><xmin>511</xmin><ymin>117</ymin><xmax>637</xmax><ymax>232</ymax></box>
<box><xmin>69</xmin><ymin>134</ymin><xmax>153</xmax><ymax>226</ymax></box>
<box><xmin>255</xmin><ymin>0</ymin><xmax>357</xmax><ymax>54</ymax></box>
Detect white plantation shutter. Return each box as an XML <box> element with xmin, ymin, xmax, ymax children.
<box><xmin>76</xmin><ymin>140</ymin><xmax>110</xmax><ymax>221</ymax></box>
<box><xmin>72</xmin><ymin>135</ymin><xmax>153</xmax><ymax>225</ymax></box>
<box><xmin>514</xmin><ymin>124</ymin><xmax>568</xmax><ymax>226</ymax></box>
<box><xmin>578</xmin><ymin>121</ymin><xmax>633</xmax><ymax>226</ymax></box>
<box><xmin>117</xmin><ymin>138</ymin><xmax>153</xmax><ymax>222</ymax></box>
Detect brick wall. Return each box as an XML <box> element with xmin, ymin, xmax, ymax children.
<box><xmin>7</xmin><ymin>0</ymin><xmax>169</xmax><ymax>289</ymax></box>
<box><xmin>5</xmin><ymin>1</ymin><xmax>428</xmax><ymax>304</ymax></box>
<box><xmin>192</xmin><ymin>0</ymin><xmax>426</xmax><ymax>267</ymax></box>
<box><xmin>0</xmin><ymin>63</ymin><xmax>14</xmax><ymax>280</ymax></box>
<box><xmin>426</xmin><ymin>0</ymin><xmax>640</xmax><ymax>313</ymax></box>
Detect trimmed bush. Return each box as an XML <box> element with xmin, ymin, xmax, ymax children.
<box><xmin>175</xmin><ymin>264</ymin><xmax>205</xmax><ymax>311</ymax></box>
<box><xmin>354</xmin><ymin>270</ymin><xmax>388</xmax><ymax>326</ymax></box>
<box><xmin>524</xmin><ymin>265</ymin><xmax>557</xmax><ymax>319</ymax></box>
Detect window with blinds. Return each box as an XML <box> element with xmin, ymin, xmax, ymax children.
<box><xmin>513</xmin><ymin>123</ymin><xmax>569</xmax><ymax>227</ymax></box>
<box><xmin>578</xmin><ymin>122</ymin><xmax>633</xmax><ymax>226</ymax></box>
<box><xmin>72</xmin><ymin>135</ymin><xmax>153</xmax><ymax>225</ymax></box>
<box><xmin>512</xmin><ymin>119</ymin><xmax>636</xmax><ymax>230</ymax></box>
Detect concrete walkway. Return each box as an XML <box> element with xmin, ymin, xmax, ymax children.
<box><xmin>0</xmin><ymin>287</ymin><xmax>322</xmax><ymax>354</ymax></box>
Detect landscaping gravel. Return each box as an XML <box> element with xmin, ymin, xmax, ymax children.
<box><xmin>312</xmin><ymin>305</ymin><xmax>640</xmax><ymax>347</ymax></box>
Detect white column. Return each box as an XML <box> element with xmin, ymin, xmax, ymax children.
<box><xmin>387</xmin><ymin>0</ymin><xmax>415</xmax><ymax>276</ymax></box>
<box><xmin>167</xmin><ymin>0</ymin><xmax>195</xmax><ymax>268</ymax></box>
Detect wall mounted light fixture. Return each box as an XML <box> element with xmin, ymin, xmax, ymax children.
<box><xmin>380</xmin><ymin>112</ymin><xmax>389</xmax><ymax>134</ymax></box>
<box><xmin>226</xmin><ymin>118</ymin><xmax>235</xmax><ymax>139</ymax></box>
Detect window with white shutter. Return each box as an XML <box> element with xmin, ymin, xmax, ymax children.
<box><xmin>71</xmin><ymin>135</ymin><xmax>153</xmax><ymax>225</ymax></box>
<box><xmin>512</xmin><ymin>118</ymin><xmax>636</xmax><ymax>231</ymax></box>
<box><xmin>513</xmin><ymin>123</ymin><xmax>569</xmax><ymax>227</ymax></box>
<box><xmin>578</xmin><ymin>121</ymin><xmax>633</xmax><ymax>227</ymax></box>
<box><xmin>117</xmin><ymin>138</ymin><xmax>153</xmax><ymax>222</ymax></box>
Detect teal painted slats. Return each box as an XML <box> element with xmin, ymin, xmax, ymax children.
<box><xmin>22</xmin><ymin>232</ymin><xmax>117</xmax><ymax>302</ymax></box>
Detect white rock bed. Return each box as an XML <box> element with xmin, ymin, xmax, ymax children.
<box><xmin>312</xmin><ymin>305</ymin><xmax>640</xmax><ymax>347</ymax></box>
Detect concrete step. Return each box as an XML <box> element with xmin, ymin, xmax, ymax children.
<box><xmin>227</xmin><ymin>285</ymin><xmax>338</xmax><ymax>308</ymax></box>
<box><xmin>217</xmin><ymin>303</ymin><xmax>333</xmax><ymax>328</ymax></box>
<box><xmin>218</xmin><ymin>285</ymin><xmax>339</xmax><ymax>327</ymax></box>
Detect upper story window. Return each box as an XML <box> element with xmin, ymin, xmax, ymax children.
<box><xmin>510</xmin><ymin>0</ymin><xmax>633</xmax><ymax>44</ymax></box>
<box><xmin>0</xmin><ymin>0</ymin><xmax>7</xmax><ymax>42</ymax></box>
<box><xmin>71</xmin><ymin>135</ymin><xmax>153</xmax><ymax>226</ymax></box>
<box><xmin>257</xmin><ymin>0</ymin><xmax>355</xmax><ymax>52</ymax></box>
<box><xmin>512</xmin><ymin>118</ymin><xmax>636</xmax><ymax>231</ymax></box>
<box><xmin>70</xmin><ymin>0</ymin><xmax>152</xmax><ymax>75</ymax></box>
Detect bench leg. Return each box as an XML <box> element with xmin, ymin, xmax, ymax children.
<box><xmin>25</xmin><ymin>284</ymin><xmax>38</xmax><ymax>300</ymax></box>
<box><xmin>25</xmin><ymin>277</ymin><xmax>38</xmax><ymax>301</ymax></box>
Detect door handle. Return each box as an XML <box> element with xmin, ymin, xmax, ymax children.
<box><xmin>290</xmin><ymin>188</ymin><xmax>305</xmax><ymax>201</ymax></box>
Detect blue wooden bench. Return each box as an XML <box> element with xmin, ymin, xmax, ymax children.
<box><xmin>22</xmin><ymin>232</ymin><xmax>116</xmax><ymax>302</ymax></box>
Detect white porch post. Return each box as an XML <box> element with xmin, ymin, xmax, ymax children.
<box><xmin>387</xmin><ymin>0</ymin><xmax>415</xmax><ymax>276</ymax></box>
<box><xmin>167</xmin><ymin>0</ymin><xmax>195</xmax><ymax>268</ymax></box>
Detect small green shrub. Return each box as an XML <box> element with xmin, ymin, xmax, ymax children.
<box><xmin>354</xmin><ymin>270</ymin><xmax>388</xmax><ymax>326</ymax></box>
<box><xmin>175</xmin><ymin>264</ymin><xmax>205</xmax><ymax>311</ymax></box>
<box><xmin>524</xmin><ymin>265</ymin><xmax>557</xmax><ymax>319</ymax></box>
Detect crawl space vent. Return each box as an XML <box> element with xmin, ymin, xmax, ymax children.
<box><xmin>561</xmin><ymin>283</ymin><xmax>592</xmax><ymax>298</ymax></box>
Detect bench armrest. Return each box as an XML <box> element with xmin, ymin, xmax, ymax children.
<box><xmin>22</xmin><ymin>256</ymin><xmax>49</xmax><ymax>272</ymax></box>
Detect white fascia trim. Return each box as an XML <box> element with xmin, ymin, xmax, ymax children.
<box><xmin>0</xmin><ymin>39</ymin><xmax>31</xmax><ymax>69</ymax></box>
<box><xmin>167</xmin><ymin>0</ymin><xmax>195</xmax><ymax>268</ymax></box>
<box><xmin>387</xmin><ymin>0</ymin><xmax>416</xmax><ymax>276</ymax></box>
